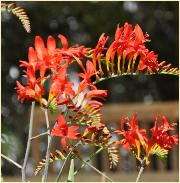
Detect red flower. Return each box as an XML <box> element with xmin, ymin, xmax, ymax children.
<box><xmin>19</xmin><ymin>47</ymin><xmax>38</xmax><ymax>71</ymax></box>
<box><xmin>48</xmin><ymin>64</ymin><xmax>75</xmax><ymax>104</ymax></box>
<box><xmin>16</xmin><ymin>81</ymin><xmax>44</xmax><ymax>104</ymax></box>
<box><xmin>93</xmin><ymin>33</ymin><xmax>109</xmax><ymax>74</ymax></box>
<box><xmin>105</xmin><ymin>23</ymin><xmax>161</xmax><ymax>74</ymax></box>
<box><xmin>139</xmin><ymin>51</ymin><xmax>159</xmax><ymax>73</ymax></box>
<box><xmin>114</xmin><ymin>114</ymin><xmax>178</xmax><ymax>164</ymax></box>
<box><xmin>145</xmin><ymin>116</ymin><xmax>178</xmax><ymax>162</ymax></box>
<box><xmin>57</xmin><ymin>34</ymin><xmax>90</xmax><ymax>72</ymax></box>
<box><xmin>51</xmin><ymin>115</ymin><xmax>80</xmax><ymax>148</ymax></box>
<box><xmin>78</xmin><ymin>60</ymin><xmax>97</xmax><ymax>93</ymax></box>
<box><xmin>114</xmin><ymin>114</ymin><xmax>147</xmax><ymax>158</ymax></box>
<box><xmin>16</xmin><ymin>65</ymin><xmax>46</xmax><ymax>105</ymax></box>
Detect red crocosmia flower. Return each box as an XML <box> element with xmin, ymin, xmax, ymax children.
<box><xmin>16</xmin><ymin>81</ymin><xmax>44</xmax><ymax>104</ymax></box>
<box><xmin>84</xmin><ymin>89</ymin><xmax>108</xmax><ymax>100</ymax></box>
<box><xmin>106</xmin><ymin>23</ymin><xmax>133</xmax><ymax>73</ymax></box>
<box><xmin>93</xmin><ymin>33</ymin><xmax>109</xmax><ymax>74</ymax></box>
<box><xmin>47</xmin><ymin>35</ymin><xmax>56</xmax><ymax>54</ymax></box>
<box><xmin>20</xmin><ymin>35</ymin><xmax>59</xmax><ymax>78</ymax></box>
<box><xmin>133</xmin><ymin>24</ymin><xmax>148</xmax><ymax>45</ymax></box>
<box><xmin>106</xmin><ymin>23</ymin><xmax>150</xmax><ymax>74</ymax></box>
<box><xmin>145</xmin><ymin>116</ymin><xmax>178</xmax><ymax>163</ymax></box>
<box><xmin>114</xmin><ymin>114</ymin><xmax>147</xmax><ymax>158</ymax></box>
<box><xmin>16</xmin><ymin>65</ymin><xmax>46</xmax><ymax>105</ymax></box>
<box><xmin>35</xmin><ymin>36</ymin><xmax>48</xmax><ymax>60</ymax></box>
<box><xmin>48</xmin><ymin>64</ymin><xmax>75</xmax><ymax>104</ymax></box>
<box><xmin>139</xmin><ymin>51</ymin><xmax>159</xmax><ymax>73</ymax></box>
<box><xmin>33</xmin><ymin>35</ymin><xmax>65</xmax><ymax>77</ymax></box>
<box><xmin>58</xmin><ymin>34</ymin><xmax>89</xmax><ymax>58</ymax></box>
<box><xmin>56</xmin><ymin>34</ymin><xmax>90</xmax><ymax>72</ymax></box>
<box><xmin>78</xmin><ymin>61</ymin><xmax>97</xmax><ymax>93</ymax></box>
<box><xmin>20</xmin><ymin>47</ymin><xmax>38</xmax><ymax>72</ymax></box>
<box><xmin>114</xmin><ymin>114</ymin><xmax>178</xmax><ymax>165</ymax></box>
<box><xmin>51</xmin><ymin>115</ymin><xmax>80</xmax><ymax>149</ymax></box>
<box><xmin>58</xmin><ymin>34</ymin><xmax>69</xmax><ymax>49</ymax></box>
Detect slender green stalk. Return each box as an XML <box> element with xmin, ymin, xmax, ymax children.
<box><xmin>76</xmin><ymin>156</ymin><xmax>113</xmax><ymax>182</ymax></box>
<box><xmin>55</xmin><ymin>142</ymin><xmax>80</xmax><ymax>182</ymax></box>
<box><xmin>136</xmin><ymin>166</ymin><xmax>144</xmax><ymax>182</ymax></box>
<box><xmin>22</xmin><ymin>101</ymin><xmax>35</xmax><ymax>182</ymax></box>
<box><xmin>93</xmin><ymin>72</ymin><xmax>178</xmax><ymax>85</ymax></box>
<box><xmin>74</xmin><ymin>146</ymin><xmax>104</xmax><ymax>176</ymax></box>
<box><xmin>30</xmin><ymin>132</ymin><xmax>48</xmax><ymax>140</ymax></box>
<box><xmin>1</xmin><ymin>154</ymin><xmax>22</xmax><ymax>169</ymax></box>
<box><xmin>42</xmin><ymin>109</ymin><xmax>52</xmax><ymax>182</ymax></box>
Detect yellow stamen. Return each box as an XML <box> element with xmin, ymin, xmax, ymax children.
<box><xmin>117</xmin><ymin>55</ymin><xmax>121</xmax><ymax>75</ymax></box>
<box><xmin>127</xmin><ymin>55</ymin><xmax>133</xmax><ymax>73</ymax></box>
<box><xmin>132</xmin><ymin>53</ymin><xmax>138</xmax><ymax>73</ymax></box>
<box><xmin>135</xmin><ymin>140</ymin><xmax>141</xmax><ymax>158</ymax></box>
<box><xmin>106</xmin><ymin>59</ymin><xmax>110</xmax><ymax>74</ymax></box>
<box><xmin>91</xmin><ymin>133</ymin><xmax>96</xmax><ymax>141</ymax></box>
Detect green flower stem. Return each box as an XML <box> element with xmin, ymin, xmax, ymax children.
<box><xmin>136</xmin><ymin>166</ymin><xmax>144</xmax><ymax>182</ymax></box>
<box><xmin>73</xmin><ymin>146</ymin><xmax>104</xmax><ymax>176</ymax></box>
<box><xmin>76</xmin><ymin>155</ymin><xmax>114</xmax><ymax>182</ymax></box>
<box><xmin>1</xmin><ymin>153</ymin><xmax>22</xmax><ymax>169</ymax></box>
<box><xmin>55</xmin><ymin>142</ymin><xmax>81</xmax><ymax>182</ymax></box>
<box><xmin>22</xmin><ymin>101</ymin><xmax>35</xmax><ymax>182</ymax></box>
<box><xmin>93</xmin><ymin>73</ymin><xmax>178</xmax><ymax>85</ymax></box>
<box><xmin>30</xmin><ymin>132</ymin><xmax>48</xmax><ymax>140</ymax></box>
<box><xmin>42</xmin><ymin>109</ymin><xmax>52</xmax><ymax>182</ymax></box>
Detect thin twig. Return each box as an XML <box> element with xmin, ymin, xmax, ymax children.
<box><xmin>136</xmin><ymin>166</ymin><xmax>144</xmax><ymax>182</ymax></box>
<box><xmin>77</xmin><ymin>156</ymin><xmax>114</xmax><ymax>182</ymax></box>
<box><xmin>55</xmin><ymin>142</ymin><xmax>81</xmax><ymax>182</ymax></box>
<box><xmin>22</xmin><ymin>101</ymin><xmax>35</xmax><ymax>182</ymax></box>
<box><xmin>1</xmin><ymin>154</ymin><xmax>22</xmax><ymax>169</ymax></box>
<box><xmin>74</xmin><ymin>146</ymin><xmax>104</xmax><ymax>176</ymax></box>
<box><xmin>30</xmin><ymin>132</ymin><xmax>48</xmax><ymax>140</ymax></box>
<box><xmin>42</xmin><ymin>109</ymin><xmax>52</xmax><ymax>182</ymax></box>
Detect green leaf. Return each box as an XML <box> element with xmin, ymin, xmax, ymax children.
<box><xmin>67</xmin><ymin>159</ymin><xmax>75</xmax><ymax>182</ymax></box>
<box><xmin>48</xmin><ymin>97</ymin><xmax>58</xmax><ymax>114</ymax></box>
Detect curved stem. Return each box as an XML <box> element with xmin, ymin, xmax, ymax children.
<box><xmin>30</xmin><ymin>132</ymin><xmax>48</xmax><ymax>140</ymax></box>
<box><xmin>76</xmin><ymin>155</ymin><xmax>113</xmax><ymax>182</ymax></box>
<box><xmin>55</xmin><ymin>142</ymin><xmax>80</xmax><ymax>182</ymax></box>
<box><xmin>42</xmin><ymin>109</ymin><xmax>52</xmax><ymax>182</ymax></box>
<box><xmin>93</xmin><ymin>72</ymin><xmax>178</xmax><ymax>85</ymax></box>
<box><xmin>22</xmin><ymin>101</ymin><xmax>35</xmax><ymax>182</ymax></box>
<box><xmin>136</xmin><ymin>166</ymin><xmax>144</xmax><ymax>182</ymax></box>
<box><xmin>1</xmin><ymin>154</ymin><xmax>22</xmax><ymax>169</ymax></box>
<box><xmin>74</xmin><ymin>146</ymin><xmax>104</xmax><ymax>176</ymax></box>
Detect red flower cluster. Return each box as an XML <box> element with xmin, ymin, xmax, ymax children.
<box><xmin>16</xmin><ymin>23</ymin><xmax>178</xmax><ymax>106</ymax></box>
<box><xmin>16</xmin><ymin>23</ymin><xmax>178</xmax><ymax>151</ymax></box>
<box><xmin>16</xmin><ymin>35</ymin><xmax>106</xmax><ymax>107</ymax></box>
<box><xmin>105</xmin><ymin>23</ymin><xmax>161</xmax><ymax>74</ymax></box>
<box><xmin>114</xmin><ymin>114</ymin><xmax>178</xmax><ymax>164</ymax></box>
<box><xmin>16</xmin><ymin>34</ymin><xmax>108</xmax><ymax>149</ymax></box>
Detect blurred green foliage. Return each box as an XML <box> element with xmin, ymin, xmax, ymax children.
<box><xmin>1</xmin><ymin>1</ymin><xmax>178</xmax><ymax>175</ymax></box>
